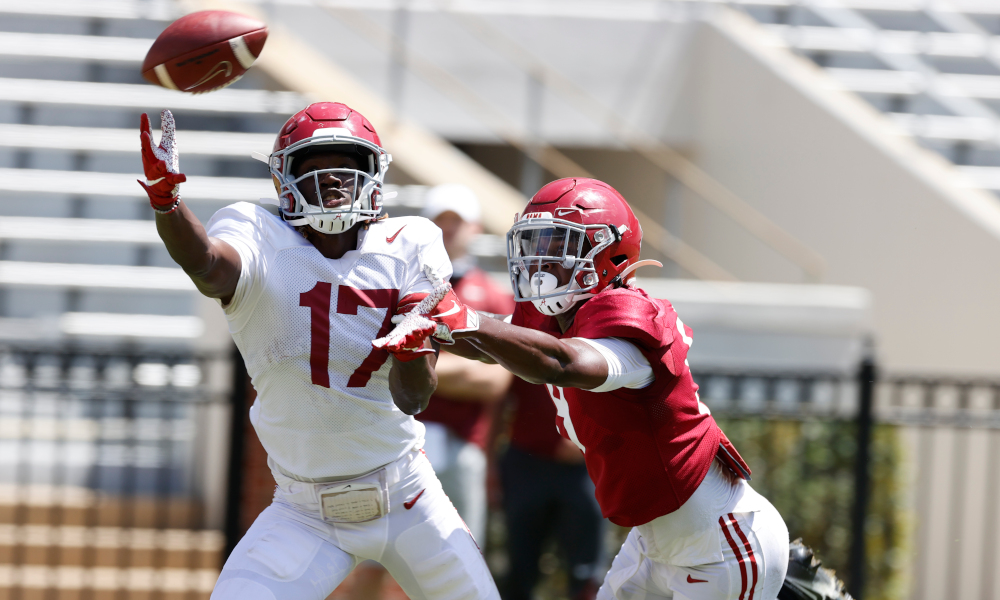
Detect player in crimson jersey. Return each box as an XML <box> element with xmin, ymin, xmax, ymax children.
<box><xmin>138</xmin><ymin>103</ymin><xmax>500</xmax><ymax>600</ymax></box>
<box><xmin>376</xmin><ymin>178</ymin><xmax>790</xmax><ymax>600</ymax></box>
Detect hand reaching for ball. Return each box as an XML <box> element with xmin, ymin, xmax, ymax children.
<box><xmin>137</xmin><ymin>110</ymin><xmax>186</xmax><ymax>213</ymax></box>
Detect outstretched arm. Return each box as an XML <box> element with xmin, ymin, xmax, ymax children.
<box><xmin>455</xmin><ymin>317</ymin><xmax>609</xmax><ymax>389</ymax></box>
<box><xmin>373</xmin><ymin>290</ymin><xmax>608</xmax><ymax>389</ymax></box>
<box><xmin>440</xmin><ymin>333</ymin><xmax>497</xmax><ymax>364</ymax></box>
<box><xmin>155</xmin><ymin>202</ymin><xmax>241</xmax><ymax>303</ymax></box>
<box><xmin>139</xmin><ymin>110</ymin><xmax>240</xmax><ymax>302</ymax></box>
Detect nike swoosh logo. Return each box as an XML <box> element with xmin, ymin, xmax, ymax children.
<box><xmin>686</xmin><ymin>575</ymin><xmax>708</xmax><ymax>584</ymax></box>
<box><xmin>189</xmin><ymin>60</ymin><xmax>233</xmax><ymax>89</ymax></box>
<box><xmin>437</xmin><ymin>301</ymin><xmax>461</xmax><ymax>318</ymax></box>
<box><xmin>386</xmin><ymin>225</ymin><xmax>406</xmax><ymax>243</ymax></box>
<box><xmin>404</xmin><ymin>489</ymin><xmax>425</xmax><ymax>510</ymax></box>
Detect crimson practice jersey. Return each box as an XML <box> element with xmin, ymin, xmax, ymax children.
<box><xmin>207</xmin><ymin>202</ymin><xmax>451</xmax><ymax>479</ymax></box>
<box><xmin>511</xmin><ymin>286</ymin><xmax>749</xmax><ymax>527</ymax></box>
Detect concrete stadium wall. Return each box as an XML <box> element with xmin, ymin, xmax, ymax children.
<box><xmin>220</xmin><ymin>1</ymin><xmax>1000</xmax><ymax>375</ymax></box>
<box><xmin>660</xmin><ymin>10</ymin><xmax>1000</xmax><ymax>376</ymax></box>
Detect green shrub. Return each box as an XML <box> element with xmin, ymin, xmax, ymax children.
<box><xmin>716</xmin><ymin>418</ymin><xmax>909</xmax><ymax>600</ymax></box>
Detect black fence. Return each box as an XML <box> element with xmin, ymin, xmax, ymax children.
<box><xmin>694</xmin><ymin>362</ymin><xmax>874</xmax><ymax>597</ymax></box>
<box><xmin>2</xmin><ymin>343</ymin><xmax>998</xmax><ymax>600</ymax></box>
<box><xmin>695</xmin><ymin>362</ymin><xmax>1000</xmax><ymax>600</ymax></box>
<box><xmin>0</xmin><ymin>344</ymin><xmax>230</xmax><ymax>599</ymax></box>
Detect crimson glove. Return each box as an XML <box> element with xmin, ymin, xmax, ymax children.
<box><xmin>138</xmin><ymin>110</ymin><xmax>187</xmax><ymax>211</ymax></box>
<box><xmin>377</xmin><ymin>283</ymin><xmax>480</xmax><ymax>353</ymax></box>
<box><xmin>373</xmin><ymin>291</ymin><xmax>435</xmax><ymax>361</ymax></box>
<box><xmin>374</xmin><ymin>311</ymin><xmax>437</xmax><ymax>360</ymax></box>
<box><xmin>421</xmin><ymin>287</ymin><xmax>479</xmax><ymax>342</ymax></box>
<box><xmin>374</xmin><ymin>283</ymin><xmax>454</xmax><ymax>357</ymax></box>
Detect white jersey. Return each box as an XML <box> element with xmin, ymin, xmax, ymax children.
<box><xmin>206</xmin><ymin>202</ymin><xmax>452</xmax><ymax>479</ymax></box>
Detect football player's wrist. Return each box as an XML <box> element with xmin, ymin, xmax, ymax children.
<box><xmin>389</xmin><ymin>336</ymin><xmax>436</xmax><ymax>361</ymax></box>
<box><xmin>152</xmin><ymin>197</ymin><xmax>181</xmax><ymax>215</ymax></box>
<box><xmin>392</xmin><ymin>346</ymin><xmax>435</xmax><ymax>362</ymax></box>
<box><xmin>139</xmin><ymin>177</ymin><xmax>182</xmax><ymax>211</ymax></box>
<box><xmin>148</xmin><ymin>189</ymin><xmax>180</xmax><ymax>212</ymax></box>
<box><xmin>451</xmin><ymin>312</ymin><xmax>496</xmax><ymax>342</ymax></box>
<box><xmin>447</xmin><ymin>307</ymin><xmax>480</xmax><ymax>335</ymax></box>
<box><xmin>390</xmin><ymin>350</ymin><xmax>428</xmax><ymax>362</ymax></box>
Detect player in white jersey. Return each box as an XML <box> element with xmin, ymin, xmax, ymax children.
<box><xmin>137</xmin><ymin>102</ymin><xmax>500</xmax><ymax>600</ymax></box>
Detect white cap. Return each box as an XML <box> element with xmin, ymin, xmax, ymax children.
<box><xmin>421</xmin><ymin>183</ymin><xmax>481</xmax><ymax>224</ymax></box>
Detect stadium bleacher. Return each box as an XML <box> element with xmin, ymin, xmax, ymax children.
<box><xmin>0</xmin><ymin>6</ymin><xmax>513</xmax><ymax>343</ymax></box>
<box><xmin>0</xmin><ymin>2</ymin><xmax>278</xmax><ymax>343</ymax></box>
<box><xmin>0</xmin><ymin>4</ymin><xmax>992</xmax><ymax>382</ymax></box>
<box><xmin>736</xmin><ymin>0</ymin><xmax>1000</xmax><ymax>185</ymax></box>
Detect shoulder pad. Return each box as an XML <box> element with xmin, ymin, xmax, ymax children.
<box><xmin>207</xmin><ymin>202</ymin><xmax>306</xmax><ymax>249</ymax></box>
<box><xmin>574</xmin><ymin>287</ymin><xmax>671</xmax><ymax>349</ymax></box>
<box><xmin>208</xmin><ymin>201</ymin><xmax>261</xmax><ymax>223</ymax></box>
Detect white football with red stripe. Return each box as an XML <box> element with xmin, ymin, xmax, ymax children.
<box><xmin>142</xmin><ymin>10</ymin><xmax>267</xmax><ymax>94</ymax></box>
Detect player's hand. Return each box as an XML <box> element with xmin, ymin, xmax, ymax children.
<box><xmin>421</xmin><ymin>287</ymin><xmax>479</xmax><ymax>343</ymax></box>
<box><xmin>388</xmin><ymin>284</ymin><xmax>479</xmax><ymax>343</ymax></box>
<box><xmin>376</xmin><ymin>281</ymin><xmax>480</xmax><ymax>353</ymax></box>
<box><xmin>138</xmin><ymin>109</ymin><xmax>187</xmax><ymax>211</ymax></box>
<box><xmin>375</xmin><ymin>281</ymin><xmax>462</xmax><ymax>352</ymax></box>
<box><xmin>373</xmin><ymin>312</ymin><xmax>437</xmax><ymax>360</ymax></box>
<box><xmin>376</xmin><ymin>285</ymin><xmax>449</xmax><ymax>360</ymax></box>
<box><xmin>375</xmin><ymin>283</ymin><xmax>448</xmax><ymax>357</ymax></box>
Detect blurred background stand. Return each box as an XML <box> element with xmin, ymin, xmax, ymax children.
<box><xmin>4</xmin><ymin>0</ymin><xmax>1000</xmax><ymax>598</ymax></box>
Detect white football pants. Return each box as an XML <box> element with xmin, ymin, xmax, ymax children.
<box><xmin>422</xmin><ymin>421</ymin><xmax>488</xmax><ymax>544</ymax></box>
<box><xmin>211</xmin><ymin>448</ymin><xmax>501</xmax><ymax>600</ymax></box>
<box><xmin>597</xmin><ymin>500</ymin><xmax>789</xmax><ymax>600</ymax></box>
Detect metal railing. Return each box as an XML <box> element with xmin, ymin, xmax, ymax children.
<box><xmin>4</xmin><ymin>340</ymin><xmax>997</xmax><ymax>599</ymax></box>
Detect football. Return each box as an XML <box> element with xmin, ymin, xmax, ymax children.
<box><xmin>142</xmin><ymin>10</ymin><xmax>267</xmax><ymax>94</ymax></box>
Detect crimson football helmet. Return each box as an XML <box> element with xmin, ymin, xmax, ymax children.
<box><xmin>267</xmin><ymin>102</ymin><xmax>391</xmax><ymax>234</ymax></box>
<box><xmin>507</xmin><ymin>178</ymin><xmax>648</xmax><ymax>316</ymax></box>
